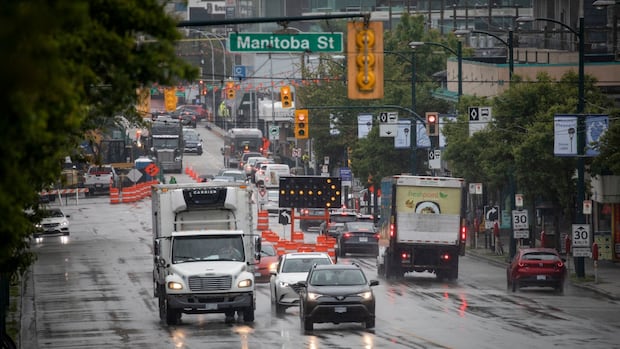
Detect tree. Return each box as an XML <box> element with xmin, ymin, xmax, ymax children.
<box><xmin>0</xmin><ymin>1</ymin><xmax>196</xmax><ymax>275</ymax></box>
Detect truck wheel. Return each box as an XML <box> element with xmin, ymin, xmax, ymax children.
<box><xmin>275</xmin><ymin>302</ymin><xmax>286</xmax><ymax>315</ymax></box>
<box><xmin>159</xmin><ymin>293</ymin><xmax>181</xmax><ymax>325</ymax></box>
<box><xmin>243</xmin><ymin>307</ymin><xmax>255</xmax><ymax>322</ymax></box>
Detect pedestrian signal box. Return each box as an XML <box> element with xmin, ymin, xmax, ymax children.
<box><xmin>279</xmin><ymin>176</ymin><xmax>342</xmax><ymax>209</ymax></box>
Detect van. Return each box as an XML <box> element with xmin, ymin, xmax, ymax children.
<box><xmin>254</xmin><ymin>163</ymin><xmax>290</xmax><ymax>188</ymax></box>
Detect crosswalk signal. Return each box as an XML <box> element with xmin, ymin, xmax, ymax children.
<box><xmin>294</xmin><ymin>109</ymin><xmax>309</xmax><ymax>139</ymax></box>
<box><xmin>280</xmin><ymin>85</ymin><xmax>292</xmax><ymax>108</ymax></box>
<box><xmin>226</xmin><ymin>82</ymin><xmax>236</xmax><ymax>100</ymax></box>
<box><xmin>426</xmin><ymin>112</ymin><xmax>438</xmax><ymax>136</ymax></box>
<box><xmin>347</xmin><ymin>21</ymin><xmax>384</xmax><ymax>100</ymax></box>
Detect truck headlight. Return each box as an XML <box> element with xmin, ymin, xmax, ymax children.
<box><xmin>238</xmin><ymin>279</ymin><xmax>253</xmax><ymax>288</ymax></box>
<box><xmin>167</xmin><ymin>281</ymin><xmax>183</xmax><ymax>290</ymax></box>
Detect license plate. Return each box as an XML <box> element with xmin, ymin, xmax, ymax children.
<box><xmin>205</xmin><ymin>303</ymin><xmax>218</xmax><ymax>310</ymax></box>
<box><xmin>334</xmin><ymin>306</ymin><xmax>347</xmax><ymax>313</ymax></box>
<box><xmin>254</xmin><ymin>272</ymin><xmax>261</xmax><ymax>277</ymax></box>
<box><xmin>359</xmin><ymin>237</ymin><xmax>368</xmax><ymax>242</ymax></box>
<box><xmin>537</xmin><ymin>275</ymin><xmax>546</xmax><ymax>280</ymax></box>
<box><xmin>96</xmin><ymin>184</ymin><xmax>103</xmax><ymax>188</ymax></box>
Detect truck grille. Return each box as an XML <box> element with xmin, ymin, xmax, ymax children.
<box><xmin>157</xmin><ymin>151</ymin><xmax>174</xmax><ymax>162</ymax></box>
<box><xmin>188</xmin><ymin>276</ymin><xmax>232</xmax><ymax>292</ymax></box>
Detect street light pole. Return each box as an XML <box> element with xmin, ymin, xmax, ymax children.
<box><xmin>455</xmin><ymin>29</ymin><xmax>514</xmax><ymax>82</ymax></box>
<box><xmin>409</xmin><ymin>41</ymin><xmax>463</xmax><ymax>100</ymax></box>
<box><xmin>518</xmin><ymin>16</ymin><xmax>586</xmax><ymax>277</ymax></box>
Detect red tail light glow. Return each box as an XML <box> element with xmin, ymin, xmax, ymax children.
<box><xmin>374</xmin><ymin>233</ymin><xmax>380</xmax><ymax>239</ymax></box>
<box><xmin>401</xmin><ymin>252</ymin><xmax>410</xmax><ymax>260</ymax></box>
<box><xmin>441</xmin><ymin>253</ymin><xmax>451</xmax><ymax>261</ymax></box>
<box><xmin>460</xmin><ymin>226</ymin><xmax>467</xmax><ymax>242</ymax></box>
<box><xmin>343</xmin><ymin>232</ymin><xmax>352</xmax><ymax>239</ymax></box>
<box><xmin>389</xmin><ymin>223</ymin><xmax>395</xmax><ymax>238</ymax></box>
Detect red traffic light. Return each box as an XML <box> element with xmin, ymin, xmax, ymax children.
<box><xmin>427</xmin><ymin>114</ymin><xmax>436</xmax><ymax>123</ymax></box>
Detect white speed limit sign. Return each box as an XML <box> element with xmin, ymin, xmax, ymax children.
<box><xmin>571</xmin><ymin>224</ymin><xmax>591</xmax><ymax>247</ymax></box>
<box><xmin>512</xmin><ymin>209</ymin><xmax>528</xmax><ymax>230</ymax></box>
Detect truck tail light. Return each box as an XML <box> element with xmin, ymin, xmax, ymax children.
<box><xmin>441</xmin><ymin>253</ymin><xmax>451</xmax><ymax>261</ymax></box>
<box><xmin>400</xmin><ymin>252</ymin><xmax>410</xmax><ymax>260</ymax></box>
<box><xmin>389</xmin><ymin>223</ymin><xmax>395</xmax><ymax>238</ymax></box>
<box><xmin>460</xmin><ymin>226</ymin><xmax>467</xmax><ymax>242</ymax></box>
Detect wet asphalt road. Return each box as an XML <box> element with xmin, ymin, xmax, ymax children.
<box><xmin>22</xmin><ymin>123</ymin><xmax>620</xmax><ymax>349</ymax></box>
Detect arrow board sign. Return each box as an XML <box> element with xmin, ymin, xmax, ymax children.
<box><xmin>380</xmin><ymin>124</ymin><xmax>397</xmax><ymax>137</ymax></box>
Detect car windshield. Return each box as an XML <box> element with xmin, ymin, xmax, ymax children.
<box><xmin>330</xmin><ymin>214</ymin><xmax>358</xmax><ymax>224</ymax></box>
<box><xmin>172</xmin><ymin>235</ymin><xmax>244</xmax><ymax>263</ymax></box>
<box><xmin>221</xmin><ymin>171</ymin><xmax>246</xmax><ymax>181</ymax></box>
<box><xmin>345</xmin><ymin>222</ymin><xmax>375</xmax><ymax>231</ymax></box>
<box><xmin>310</xmin><ymin>269</ymin><xmax>366</xmax><ymax>286</ymax></box>
<box><xmin>282</xmin><ymin>257</ymin><xmax>331</xmax><ymax>273</ymax></box>
<box><xmin>521</xmin><ymin>252</ymin><xmax>560</xmax><ymax>261</ymax></box>
<box><xmin>261</xmin><ymin>244</ymin><xmax>276</xmax><ymax>257</ymax></box>
<box><xmin>43</xmin><ymin>209</ymin><xmax>64</xmax><ymax>218</ymax></box>
<box><xmin>184</xmin><ymin>131</ymin><xmax>199</xmax><ymax>141</ymax></box>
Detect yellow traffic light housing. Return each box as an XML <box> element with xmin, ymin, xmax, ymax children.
<box><xmin>280</xmin><ymin>85</ymin><xmax>292</xmax><ymax>108</ymax></box>
<box><xmin>347</xmin><ymin>21</ymin><xmax>384</xmax><ymax>100</ymax></box>
<box><xmin>294</xmin><ymin>109</ymin><xmax>309</xmax><ymax>139</ymax></box>
<box><xmin>226</xmin><ymin>82</ymin><xmax>236</xmax><ymax>100</ymax></box>
<box><xmin>426</xmin><ymin>112</ymin><xmax>439</xmax><ymax>136</ymax></box>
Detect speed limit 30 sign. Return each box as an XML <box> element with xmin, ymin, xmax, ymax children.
<box><xmin>512</xmin><ymin>209</ymin><xmax>529</xmax><ymax>239</ymax></box>
<box><xmin>571</xmin><ymin>224</ymin><xmax>591</xmax><ymax>247</ymax></box>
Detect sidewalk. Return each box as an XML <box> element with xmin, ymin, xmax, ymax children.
<box><xmin>466</xmin><ymin>233</ymin><xmax>620</xmax><ymax>300</ymax></box>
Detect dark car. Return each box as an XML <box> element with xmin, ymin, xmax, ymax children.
<box><xmin>299</xmin><ymin>208</ymin><xmax>327</xmax><ymax>232</ymax></box>
<box><xmin>507</xmin><ymin>247</ymin><xmax>567</xmax><ymax>293</ymax></box>
<box><xmin>319</xmin><ymin>209</ymin><xmax>359</xmax><ymax>236</ymax></box>
<box><xmin>337</xmin><ymin>221</ymin><xmax>379</xmax><ymax>257</ymax></box>
<box><xmin>297</xmin><ymin>263</ymin><xmax>378</xmax><ymax>331</ymax></box>
<box><xmin>182</xmin><ymin>128</ymin><xmax>203</xmax><ymax>155</ymax></box>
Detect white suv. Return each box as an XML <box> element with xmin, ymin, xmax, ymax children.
<box><xmin>269</xmin><ymin>252</ymin><xmax>333</xmax><ymax>314</ymax></box>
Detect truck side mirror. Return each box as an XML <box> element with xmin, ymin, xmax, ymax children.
<box><xmin>254</xmin><ymin>236</ymin><xmax>262</xmax><ymax>262</ymax></box>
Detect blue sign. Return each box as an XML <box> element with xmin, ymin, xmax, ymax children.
<box><xmin>585</xmin><ymin>115</ymin><xmax>608</xmax><ymax>157</ymax></box>
<box><xmin>234</xmin><ymin>65</ymin><xmax>246</xmax><ymax>80</ymax></box>
<box><xmin>340</xmin><ymin>168</ymin><xmax>352</xmax><ymax>182</ymax></box>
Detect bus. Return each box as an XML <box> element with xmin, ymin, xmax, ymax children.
<box><xmin>222</xmin><ymin>128</ymin><xmax>264</xmax><ymax>168</ymax></box>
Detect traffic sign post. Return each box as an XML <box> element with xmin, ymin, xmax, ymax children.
<box><xmin>512</xmin><ymin>209</ymin><xmax>529</xmax><ymax>239</ymax></box>
<box><xmin>572</xmin><ymin>224</ymin><xmax>592</xmax><ymax>257</ymax></box>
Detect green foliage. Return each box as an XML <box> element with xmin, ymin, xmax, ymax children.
<box><xmin>0</xmin><ymin>0</ymin><xmax>195</xmax><ymax>275</ymax></box>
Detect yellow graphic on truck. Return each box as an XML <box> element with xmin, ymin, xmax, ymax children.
<box><xmin>395</xmin><ymin>186</ymin><xmax>461</xmax><ymax>215</ymax></box>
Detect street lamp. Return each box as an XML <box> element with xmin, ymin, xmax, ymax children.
<box><xmin>409</xmin><ymin>40</ymin><xmax>463</xmax><ymax>99</ymax></box>
<box><xmin>517</xmin><ymin>16</ymin><xmax>586</xmax><ymax>277</ymax></box>
<box><xmin>454</xmin><ymin>29</ymin><xmax>514</xmax><ymax>82</ymax></box>
<box><xmin>593</xmin><ymin>0</ymin><xmax>618</xmax><ymax>59</ymax></box>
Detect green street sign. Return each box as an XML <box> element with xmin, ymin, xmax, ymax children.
<box><xmin>228</xmin><ymin>32</ymin><xmax>343</xmax><ymax>53</ymax></box>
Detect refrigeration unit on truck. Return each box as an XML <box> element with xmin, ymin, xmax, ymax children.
<box><xmin>151</xmin><ymin>183</ymin><xmax>260</xmax><ymax>325</ymax></box>
<box><xmin>377</xmin><ymin>175</ymin><xmax>467</xmax><ymax>280</ymax></box>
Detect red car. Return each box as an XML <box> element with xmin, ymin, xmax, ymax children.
<box><xmin>507</xmin><ymin>248</ymin><xmax>567</xmax><ymax>293</ymax></box>
<box><xmin>255</xmin><ymin>242</ymin><xmax>279</xmax><ymax>283</ymax></box>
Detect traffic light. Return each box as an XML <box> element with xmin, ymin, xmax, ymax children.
<box><xmin>347</xmin><ymin>21</ymin><xmax>384</xmax><ymax>100</ymax></box>
<box><xmin>226</xmin><ymin>82</ymin><xmax>236</xmax><ymax>100</ymax></box>
<box><xmin>294</xmin><ymin>109</ymin><xmax>309</xmax><ymax>139</ymax></box>
<box><xmin>278</xmin><ymin>176</ymin><xmax>342</xmax><ymax>209</ymax></box>
<box><xmin>426</xmin><ymin>112</ymin><xmax>438</xmax><ymax>136</ymax></box>
<box><xmin>280</xmin><ymin>85</ymin><xmax>292</xmax><ymax>108</ymax></box>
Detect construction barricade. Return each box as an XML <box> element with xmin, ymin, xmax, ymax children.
<box><xmin>257</xmin><ymin>210</ymin><xmax>269</xmax><ymax>231</ymax></box>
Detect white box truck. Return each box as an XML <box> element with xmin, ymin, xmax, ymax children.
<box><xmin>377</xmin><ymin>175</ymin><xmax>467</xmax><ymax>280</ymax></box>
<box><xmin>151</xmin><ymin>183</ymin><xmax>260</xmax><ymax>325</ymax></box>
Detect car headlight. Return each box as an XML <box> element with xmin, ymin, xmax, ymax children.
<box><xmin>197</xmin><ymin>142</ymin><xmax>202</xmax><ymax>147</ymax></box>
<box><xmin>238</xmin><ymin>279</ymin><xmax>253</xmax><ymax>288</ymax></box>
<box><xmin>268</xmin><ymin>263</ymin><xmax>278</xmax><ymax>274</ymax></box>
<box><xmin>278</xmin><ymin>281</ymin><xmax>289</xmax><ymax>288</ymax></box>
<box><xmin>357</xmin><ymin>291</ymin><xmax>373</xmax><ymax>300</ymax></box>
<box><xmin>60</xmin><ymin>220</ymin><xmax>68</xmax><ymax>227</ymax></box>
<box><xmin>307</xmin><ymin>292</ymin><xmax>323</xmax><ymax>301</ymax></box>
<box><xmin>167</xmin><ymin>281</ymin><xmax>183</xmax><ymax>290</ymax></box>
<box><xmin>35</xmin><ymin>223</ymin><xmax>42</xmax><ymax>229</ymax></box>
